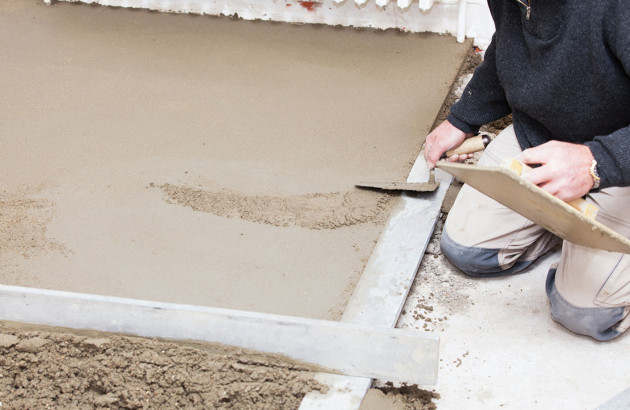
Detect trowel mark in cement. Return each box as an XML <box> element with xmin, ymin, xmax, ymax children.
<box><xmin>158</xmin><ymin>184</ymin><xmax>393</xmax><ymax>229</ymax></box>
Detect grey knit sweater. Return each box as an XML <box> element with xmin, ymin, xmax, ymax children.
<box><xmin>447</xmin><ymin>0</ymin><xmax>630</xmax><ymax>189</ymax></box>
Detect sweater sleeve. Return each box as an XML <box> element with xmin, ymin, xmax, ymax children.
<box><xmin>447</xmin><ymin>33</ymin><xmax>512</xmax><ymax>134</ymax></box>
<box><xmin>584</xmin><ymin>1</ymin><xmax>630</xmax><ymax>189</ymax></box>
<box><xmin>586</xmin><ymin>127</ymin><xmax>630</xmax><ymax>189</ymax></box>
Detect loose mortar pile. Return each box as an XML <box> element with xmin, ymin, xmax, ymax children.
<box><xmin>0</xmin><ymin>324</ymin><xmax>326</xmax><ymax>409</ymax></box>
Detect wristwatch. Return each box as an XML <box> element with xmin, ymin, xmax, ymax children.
<box><xmin>589</xmin><ymin>159</ymin><xmax>601</xmax><ymax>190</ymax></box>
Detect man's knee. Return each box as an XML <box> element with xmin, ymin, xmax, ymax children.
<box><xmin>440</xmin><ymin>231</ymin><xmax>533</xmax><ymax>277</ymax></box>
<box><xmin>546</xmin><ymin>268</ymin><xmax>626</xmax><ymax>341</ymax></box>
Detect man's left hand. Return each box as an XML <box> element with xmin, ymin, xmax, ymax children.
<box><xmin>516</xmin><ymin>141</ymin><xmax>595</xmax><ymax>202</ymax></box>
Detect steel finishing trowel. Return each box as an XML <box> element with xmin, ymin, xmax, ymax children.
<box><xmin>356</xmin><ymin>134</ymin><xmax>490</xmax><ymax>193</ymax></box>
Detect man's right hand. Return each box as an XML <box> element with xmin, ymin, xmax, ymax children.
<box><xmin>424</xmin><ymin>120</ymin><xmax>474</xmax><ymax>169</ymax></box>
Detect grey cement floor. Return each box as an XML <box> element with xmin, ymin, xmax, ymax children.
<box><xmin>399</xmin><ymin>240</ymin><xmax>630</xmax><ymax>409</ymax></box>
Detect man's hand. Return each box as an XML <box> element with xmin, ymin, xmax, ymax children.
<box><xmin>516</xmin><ymin>141</ymin><xmax>595</xmax><ymax>202</ymax></box>
<box><xmin>424</xmin><ymin>120</ymin><xmax>475</xmax><ymax>169</ymax></box>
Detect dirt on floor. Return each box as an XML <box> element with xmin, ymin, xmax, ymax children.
<box><xmin>0</xmin><ymin>323</ymin><xmax>328</xmax><ymax>409</ymax></box>
<box><xmin>361</xmin><ymin>384</ymin><xmax>440</xmax><ymax>410</ymax></box>
<box><xmin>0</xmin><ymin>323</ymin><xmax>439</xmax><ymax>409</ymax></box>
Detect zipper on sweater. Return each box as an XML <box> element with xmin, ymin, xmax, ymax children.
<box><xmin>515</xmin><ymin>0</ymin><xmax>531</xmax><ymax>20</ymax></box>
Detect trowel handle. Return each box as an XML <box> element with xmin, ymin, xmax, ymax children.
<box><xmin>501</xmin><ymin>158</ymin><xmax>599</xmax><ymax>219</ymax></box>
<box><xmin>443</xmin><ymin>134</ymin><xmax>491</xmax><ymax>158</ymax></box>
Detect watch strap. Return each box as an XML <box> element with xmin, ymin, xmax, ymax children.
<box><xmin>589</xmin><ymin>159</ymin><xmax>601</xmax><ymax>190</ymax></box>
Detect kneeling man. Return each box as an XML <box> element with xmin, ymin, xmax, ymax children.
<box><xmin>423</xmin><ymin>0</ymin><xmax>630</xmax><ymax>341</ymax></box>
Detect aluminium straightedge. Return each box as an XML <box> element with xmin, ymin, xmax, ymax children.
<box><xmin>0</xmin><ymin>284</ymin><xmax>438</xmax><ymax>384</ymax></box>
<box><xmin>299</xmin><ymin>158</ymin><xmax>451</xmax><ymax>408</ymax></box>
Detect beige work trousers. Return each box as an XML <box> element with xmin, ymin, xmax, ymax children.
<box><xmin>442</xmin><ymin>125</ymin><xmax>630</xmax><ymax>340</ymax></box>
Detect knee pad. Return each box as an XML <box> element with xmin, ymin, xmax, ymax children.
<box><xmin>440</xmin><ymin>231</ymin><xmax>532</xmax><ymax>277</ymax></box>
<box><xmin>546</xmin><ymin>269</ymin><xmax>624</xmax><ymax>341</ymax></box>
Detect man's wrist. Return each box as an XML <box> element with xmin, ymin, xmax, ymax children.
<box><xmin>445</xmin><ymin>113</ymin><xmax>480</xmax><ymax>136</ymax></box>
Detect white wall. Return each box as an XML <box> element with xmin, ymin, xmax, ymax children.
<box><xmin>58</xmin><ymin>0</ymin><xmax>495</xmax><ymax>47</ymax></box>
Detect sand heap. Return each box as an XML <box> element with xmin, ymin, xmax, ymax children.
<box><xmin>0</xmin><ymin>325</ymin><xmax>326</xmax><ymax>409</ymax></box>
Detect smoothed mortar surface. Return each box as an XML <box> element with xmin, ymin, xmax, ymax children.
<box><xmin>0</xmin><ymin>0</ymin><xmax>468</xmax><ymax>320</ymax></box>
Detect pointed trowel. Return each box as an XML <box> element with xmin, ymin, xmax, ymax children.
<box><xmin>356</xmin><ymin>134</ymin><xmax>490</xmax><ymax>193</ymax></box>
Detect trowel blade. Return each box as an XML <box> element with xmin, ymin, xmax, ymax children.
<box><xmin>357</xmin><ymin>151</ymin><xmax>438</xmax><ymax>192</ymax></box>
<box><xmin>355</xmin><ymin>180</ymin><xmax>439</xmax><ymax>192</ymax></box>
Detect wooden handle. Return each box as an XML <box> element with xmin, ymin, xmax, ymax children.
<box><xmin>501</xmin><ymin>158</ymin><xmax>598</xmax><ymax>219</ymax></box>
<box><xmin>445</xmin><ymin>135</ymin><xmax>490</xmax><ymax>158</ymax></box>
